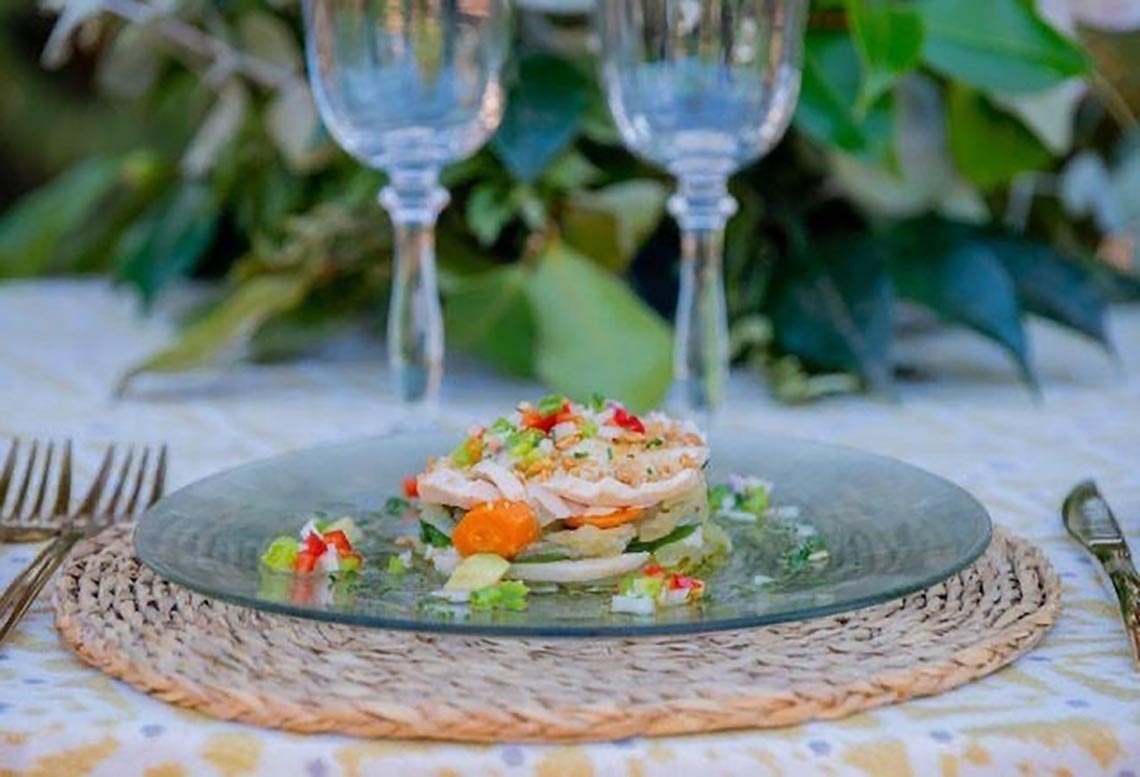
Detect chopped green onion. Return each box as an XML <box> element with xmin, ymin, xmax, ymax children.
<box><xmin>537</xmin><ymin>394</ymin><xmax>565</xmax><ymax>416</ymax></box>
<box><xmin>740</xmin><ymin>485</ymin><xmax>770</xmax><ymax>516</ymax></box>
<box><xmin>708</xmin><ymin>484</ymin><xmax>733</xmax><ymax>508</ymax></box>
<box><xmin>489</xmin><ymin>417</ymin><xmax>515</xmax><ymax>435</ymax></box>
<box><xmin>645</xmin><ymin>437</ymin><xmax>665</xmax><ymax>449</ymax></box>
<box><xmin>572</xmin><ymin>451</ymin><xmax>588</xmax><ymax>459</ymax></box>
<box><xmin>589</xmin><ymin>392</ymin><xmax>607</xmax><ymax>412</ymax></box>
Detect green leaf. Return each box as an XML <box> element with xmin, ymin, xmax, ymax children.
<box><xmin>886</xmin><ymin>217</ymin><xmax>1036</xmax><ymax>388</ymax></box>
<box><xmin>561</xmin><ymin>180</ymin><xmax>668</xmax><ymax>273</ymax></box>
<box><xmin>266</xmin><ymin>82</ymin><xmax>332</xmax><ymax>174</ymax></box>
<box><xmin>491</xmin><ymin>54</ymin><xmax>589</xmax><ymax>183</ymax></box>
<box><xmin>795</xmin><ymin>31</ymin><xmax>893</xmax><ymax>159</ymax></box>
<box><xmin>238</xmin><ymin>10</ymin><xmax>303</xmax><ymax>70</ymax></box>
<box><xmin>96</xmin><ymin>24</ymin><xmax>164</xmax><ymax>99</ymax></box>
<box><xmin>114</xmin><ymin>182</ymin><xmax>221</xmax><ymax>308</ymax></box>
<box><xmin>844</xmin><ymin>0</ymin><xmax>925</xmax><ymax>113</ymax></box>
<box><xmin>0</xmin><ymin>157</ymin><xmax>121</xmax><ymax>278</ymax></box>
<box><xmin>118</xmin><ymin>273</ymin><xmax>312</xmax><ymax>393</ymax></box>
<box><xmin>946</xmin><ymin>84</ymin><xmax>1053</xmax><ymax>191</ymax></box>
<box><xmin>465</xmin><ymin>183</ymin><xmax>516</xmax><ymax>246</ymax></box>
<box><xmin>916</xmin><ymin>0</ymin><xmax>1090</xmax><ymax>94</ymax></box>
<box><xmin>923</xmin><ymin>222</ymin><xmax>1111</xmax><ymax>348</ymax></box>
<box><xmin>444</xmin><ymin>265</ymin><xmax>536</xmax><ymax>377</ymax></box>
<box><xmin>767</xmin><ymin>234</ymin><xmax>895</xmax><ymax>393</ymax></box>
<box><xmin>527</xmin><ymin>242</ymin><xmax>672</xmax><ymax>412</ymax></box>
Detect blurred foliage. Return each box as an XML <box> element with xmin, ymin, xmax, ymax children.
<box><xmin>1</xmin><ymin>0</ymin><xmax>1139</xmax><ymax>409</ymax></box>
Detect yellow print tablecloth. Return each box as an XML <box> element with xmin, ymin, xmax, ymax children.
<box><xmin>1</xmin><ymin>280</ymin><xmax>1139</xmax><ymax>776</ymax></box>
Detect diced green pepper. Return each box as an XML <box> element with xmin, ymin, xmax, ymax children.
<box><xmin>420</xmin><ymin>521</ymin><xmax>453</xmax><ymax>548</ymax></box>
<box><xmin>618</xmin><ymin>573</ymin><xmax>663</xmax><ymax>598</ymax></box>
<box><xmin>338</xmin><ymin>553</ymin><xmax>362</xmax><ymax>573</ymax></box>
<box><xmin>260</xmin><ymin>536</ymin><xmax>299</xmax><ymax>572</ymax></box>
<box><xmin>580</xmin><ymin>418</ymin><xmax>598</xmax><ymax>439</ymax></box>
<box><xmin>386</xmin><ymin>555</ymin><xmax>408</xmax><ymax>575</ymax></box>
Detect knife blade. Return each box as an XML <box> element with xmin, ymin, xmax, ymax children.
<box><xmin>1063</xmin><ymin>480</ymin><xmax>1140</xmax><ymax>668</ymax></box>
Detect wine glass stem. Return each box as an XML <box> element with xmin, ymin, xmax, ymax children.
<box><xmin>668</xmin><ymin>175</ymin><xmax>737</xmax><ymax>426</ymax></box>
<box><xmin>379</xmin><ymin>168</ymin><xmax>449</xmax><ymax>409</ymax></box>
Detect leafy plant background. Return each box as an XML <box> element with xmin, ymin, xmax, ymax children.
<box><xmin>2</xmin><ymin>0</ymin><xmax>1139</xmax><ymax>410</ymax></box>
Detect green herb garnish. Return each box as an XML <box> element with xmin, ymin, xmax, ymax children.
<box><xmin>419</xmin><ymin>521</ymin><xmax>453</xmax><ymax>548</ymax></box>
<box><xmin>580</xmin><ymin>418</ymin><xmax>599</xmax><ymax>438</ymax></box>
<box><xmin>384</xmin><ymin>496</ymin><xmax>411</xmax><ymax>516</ymax></box>
<box><xmin>489</xmin><ymin>417</ymin><xmax>515</xmax><ymax>435</ymax></box>
<box><xmin>537</xmin><ymin>394</ymin><xmax>565</xmax><ymax>416</ymax></box>
<box><xmin>589</xmin><ymin>392</ymin><xmax>607</xmax><ymax>412</ymax></box>
<box><xmin>645</xmin><ymin>437</ymin><xmax>665</xmax><ymax>449</ymax></box>
<box><xmin>386</xmin><ymin>555</ymin><xmax>407</xmax><ymax>575</ymax></box>
<box><xmin>572</xmin><ymin>451</ymin><xmax>588</xmax><ymax>459</ymax></box>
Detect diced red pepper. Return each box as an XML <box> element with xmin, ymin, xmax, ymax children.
<box><xmin>295</xmin><ymin>550</ymin><xmax>319</xmax><ymax>574</ymax></box>
<box><xmin>670</xmin><ymin>574</ymin><xmax>702</xmax><ymax>591</ymax></box>
<box><xmin>642</xmin><ymin>564</ymin><xmax>665</xmax><ymax>577</ymax></box>
<box><xmin>403</xmin><ymin>476</ymin><xmax>419</xmax><ymax>499</ymax></box>
<box><xmin>521</xmin><ymin>401</ymin><xmax>574</xmax><ymax>435</ymax></box>
<box><xmin>303</xmin><ymin>531</ymin><xmax>327</xmax><ymax>557</ymax></box>
<box><xmin>322</xmin><ymin>530</ymin><xmax>353</xmax><ymax>555</ymax></box>
<box><xmin>611</xmin><ymin>406</ymin><xmax>645</xmax><ymax>434</ymax></box>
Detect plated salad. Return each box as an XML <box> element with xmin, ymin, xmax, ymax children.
<box><xmin>257</xmin><ymin>394</ymin><xmax>831</xmax><ymax>617</ymax></box>
<box><xmin>405</xmin><ymin>394</ymin><xmax>730</xmax><ymax>612</ymax></box>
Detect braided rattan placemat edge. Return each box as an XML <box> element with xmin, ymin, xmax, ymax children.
<box><xmin>52</xmin><ymin>526</ymin><xmax>1060</xmax><ymax>743</ymax></box>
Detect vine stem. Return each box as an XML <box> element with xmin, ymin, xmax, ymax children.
<box><xmin>48</xmin><ymin>0</ymin><xmax>301</xmax><ymax>91</ymax></box>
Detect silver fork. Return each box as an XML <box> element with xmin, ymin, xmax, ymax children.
<box><xmin>0</xmin><ymin>439</ymin><xmax>73</xmax><ymax>543</ymax></box>
<box><xmin>0</xmin><ymin>443</ymin><xmax>168</xmax><ymax>644</ymax></box>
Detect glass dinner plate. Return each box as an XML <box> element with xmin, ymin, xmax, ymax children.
<box><xmin>135</xmin><ymin>433</ymin><xmax>992</xmax><ymax>637</ymax></box>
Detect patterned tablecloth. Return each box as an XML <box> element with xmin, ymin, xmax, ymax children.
<box><xmin>1</xmin><ymin>279</ymin><xmax>1139</xmax><ymax>776</ymax></box>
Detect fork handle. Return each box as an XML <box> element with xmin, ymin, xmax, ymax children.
<box><xmin>0</xmin><ymin>533</ymin><xmax>81</xmax><ymax>644</ymax></box>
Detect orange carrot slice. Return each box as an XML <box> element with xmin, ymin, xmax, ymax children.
<box><xmin>564</xmin><ymin>507</ymin><xmax>644</xmax><ymax>530</ymax></box>
<box><xmin>453</xmin><ymin>500</ymin><xmax>540</xmax><ymax>559</ymax></box>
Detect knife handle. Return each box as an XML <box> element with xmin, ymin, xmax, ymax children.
<box><xmin>1106</xmin><ymin>562</ymin><xmax>1140</xmax><ymax>667</ymax></box>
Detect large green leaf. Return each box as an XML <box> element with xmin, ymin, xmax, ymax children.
<box><xmin>561</xmin><ymin>180</ymin><xmax>668</xmax><ymax>273</ymax></box>
<box><xmin>527</xmin><ymin>242</ymin><xmax>672</xmax><ymax>412</ymax></box>
<box><xmin>843</xmin><ymin>0</ymin><xmax>925</xmax><ymax>113</ymax></box>
<box><xmin>768</xmin><ymin>234</ymin><xmax>895</xmax><ymax>394</ymax></box>
<box><xmin>923</xmin><ymin>222</ymin><xmax>1110</xmax><ymax>348</ymax></box>
<box><xmin>916</xmin><ymin>0</ymin><xmax>1090</xmax><ymax>94</ymax></box>
<box><xmin>444</xmin><ymin>264</ymin><xmax>536</xmax><ymax>377</ymax></box>
<box><xmin>491</xmin><ymin>54</ymin><xmax>589</xmax><ymax>183</ymax></box>
<box><xmin>114</xmin><ymin>182</ymin><xmax>221</xmax><ymax>308</ymax></box>
<box><xmin>946</xmin><ymin>85</ymin><xmax>1053</xmax><ymax>191</ymax></box>
<box><xmin>795</xmin><ymin>31</ymin><xmax>893</xmax><ymax>159</ymax></box>
<box><xmin>118</xmin><ymin>273</ymin><xmax>312</xmax><ymax>394</ymax></box>
<box><xmin>0</xmin><ymin>157</ymin><xmax>122</xmax><ymax>278</ymax></box>
<box><xmin>886</xmin><ymin>217</ymin><xmax>1036</xmax><ymax>387</ymax></box>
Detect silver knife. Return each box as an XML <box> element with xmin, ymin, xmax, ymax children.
<box><xmin>1063</xmin><ymin>480</ymin><xmax>1140</xmax><ymax>668</ymax></box>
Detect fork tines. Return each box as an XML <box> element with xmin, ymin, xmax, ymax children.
<box><xmin>0</xmin><ymin>439</ymin><xmax>72</xmax><ymax>523</ymax></box>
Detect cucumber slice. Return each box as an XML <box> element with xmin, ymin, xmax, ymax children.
<box><xmin>443</xmin><ymin>553</ymin><xmax>510</xmax><ymax>591</ymax></box>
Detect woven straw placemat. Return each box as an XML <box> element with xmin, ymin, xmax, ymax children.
<box><xmin>53</xmin><ymin>525</ymin><xmax>1059</xmax><ymax>743</ymax></box>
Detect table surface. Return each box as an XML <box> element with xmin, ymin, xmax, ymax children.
<box><xmin>1</xmin><ymin>279</ymin><xmax>1139</xmax><ymax>777</ymax></box>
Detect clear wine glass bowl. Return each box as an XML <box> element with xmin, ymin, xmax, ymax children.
<box><xmin>597</xmin><ymin>0</ymin><xmax>807</xmax><ymax>423</ymax></box>
<box><xmin>305</xmin><ymin>0</ymin><xmax>511</xmax><ymax>409</ymax></box>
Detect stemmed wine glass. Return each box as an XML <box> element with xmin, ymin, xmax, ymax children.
<box><xmin>304</xmin><ymin>0</ymin><xmax>511</xmax><ymax>411</ymax></box>
<box><xmin>596</xmin><ymin>0</ymin><xmax>808</xmax><ymax>425</ymax></box>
